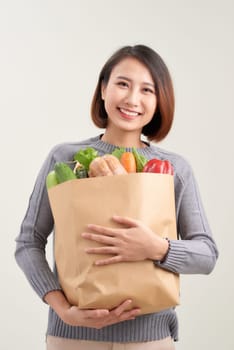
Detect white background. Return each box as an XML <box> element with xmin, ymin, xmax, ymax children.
<box><xmin>1</xmin><ymin>0</ymin><xmax>233</xmax><ymax>349</ymax></box>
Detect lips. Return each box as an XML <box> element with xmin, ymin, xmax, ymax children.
<box><xmin>118</xmin><ymin>107</ymin><xmax>141</xmax><ymax>118</ymax></box>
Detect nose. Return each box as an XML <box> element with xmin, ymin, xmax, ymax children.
<box><xmin>124</xmin><ymin>88</ymin><xmax>139</xmax><ymax>107</ymax></box>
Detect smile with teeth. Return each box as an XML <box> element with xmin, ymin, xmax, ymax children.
<box><xmin>119</xmin><ymin>108</ymin><xmax>140</xmax><ymax>117</ymax></box>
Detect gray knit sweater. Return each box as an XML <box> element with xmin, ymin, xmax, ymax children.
<box><xmin>15</xmin><ymin>135</ymin><xmax>218</xmax><ymax>342</ymax></box>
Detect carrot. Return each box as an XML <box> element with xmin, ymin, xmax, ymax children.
<box><xmin>120</xmin><ymin>152</ymin><xmax>136</xmax><ymax>173</ymax></box>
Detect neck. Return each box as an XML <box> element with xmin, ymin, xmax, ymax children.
<box><xmin>101</xmin><ymin>130</ymin><xmax>146</xmax><ymax>148</ymax></box>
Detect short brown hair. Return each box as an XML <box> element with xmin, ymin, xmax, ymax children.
<box><xmin>91</xmin><ymin>45</ymin><xmax>175</xmax><ymax>142</ymax></box>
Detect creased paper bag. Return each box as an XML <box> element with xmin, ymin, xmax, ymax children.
<box><xmin>48</xmin><ymin>173</ymin><xmax>180</xmax><ymax>315</ymax></box>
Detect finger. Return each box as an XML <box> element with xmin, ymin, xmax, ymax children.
<box><xmin>85</xmin><ymin>246</ymin><xmax>118</xmax><ymax>255</ymax></box>
<box><xmin>81</xmin><ymin>232</ymin><xmax>116</xmax><ymax>244</ymax></box>
<box><xmin>112</xmin><ymin>215</ymin><xmax>139</xmax><ymax>228</ymax></box>
<box><xmin>95</xmin><ymin>255</ymin><xmax>122</xmax><ymax>266</ymax></box>
<box><xmin>112</xmin><ymin>299</ymin><xmax>133</xmax><ymax>316</ymax></box>
<box><xmin>118</xmin><ymin>308</ymin><xmax>141</xmax><ymax>321</ymax></box>
<box><xmin>86</xmin><ymin>224</ymin><xmax>119</xmax><ymax>237</ymax></box>
<box><xmin>82</xmin><ymin>309</ymin><xmax>110</xmax><ymax>319</ymax></box>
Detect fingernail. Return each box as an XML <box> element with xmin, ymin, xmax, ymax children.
<box><xmin>112</xmin><ymin>214</ymin><xmax>119</xmax><ymax>219</ymax></box>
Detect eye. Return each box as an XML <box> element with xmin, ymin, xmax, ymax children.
<box><xmin>143</xmin><ymin>87</ymin><xmax>155</xmax><ymax>94</ymax></box>
<box><xmin>116</xmin><ymin>81</ymin><xmax>129</xmax><ymax>88</ymax></box>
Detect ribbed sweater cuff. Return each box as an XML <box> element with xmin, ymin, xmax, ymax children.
<box><xmin>29</xmin><ymin>269</ymin><xmax>62</xmax><ymax>301</ymax></box>
<box><xmin>156</xmin><ymin>239</ymin><xmax>187</xmax><ymax>272</ymax></box>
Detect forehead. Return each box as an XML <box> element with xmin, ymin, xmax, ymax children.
<box><xmin>110</xmin><ymin>57</ymin><xmax>154</xmax><ymax>83</ymax></box>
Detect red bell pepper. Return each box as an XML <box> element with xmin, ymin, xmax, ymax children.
<box><xmin>142</xmin><ymin>158</ymin><xmax>174</xmax><ymax>175</ymax></box>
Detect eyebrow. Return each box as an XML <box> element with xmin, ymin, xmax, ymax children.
<box><xmin>116</xmin><ymin>75</ymin><xmax>155</xmax><ymax>88</ymax></box>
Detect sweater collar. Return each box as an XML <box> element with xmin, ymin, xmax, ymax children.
<box><xmin>92</xmin><ymin>134</ymin><xmax>155</xmax><ymax>158</ymax></box>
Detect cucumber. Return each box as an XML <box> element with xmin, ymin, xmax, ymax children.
<box><xmin>54</xmin><ymin>162</ymin><xmax>76</xmax><ymax>183</ymax></box>
<box><xmin>46</xmin><ymin>170</ymin><xmax>59</xmax><ymax>189</ymax></box>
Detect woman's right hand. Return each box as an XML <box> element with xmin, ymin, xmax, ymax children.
<box><xmin>61</xmin><ymin>299</ymin><xmax>140</xmax><ymax>328</ymax></box>
<box><xmin>44</xmin><ymin>290</ymin><xmax>140</xmax><ymax>328</ymax></box>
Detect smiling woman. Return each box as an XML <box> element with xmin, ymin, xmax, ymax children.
<box><xmin>100</xmin><ymin>57</ymin><xmax>157</xmax><ymax>146</ymax></box>
<box><xmin>91</xmin><ymin>45</ymin><xmax>175</xmax><ymax>144</ymax></box>
<box><xmin>15</xmin><ymin>44</ymin><xmax>218</xmax><ymax>350</ymax></box>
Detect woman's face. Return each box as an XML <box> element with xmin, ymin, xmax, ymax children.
<box><xmin>101</xmin><ymin>57</ymin><xmax>157</xmax><ymax>138</ymax></box>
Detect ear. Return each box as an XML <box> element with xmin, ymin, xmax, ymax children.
<box><xmin>101</xmin><ymin>82</ymin><xmax>106</xmax><ymax>100</ymax></box>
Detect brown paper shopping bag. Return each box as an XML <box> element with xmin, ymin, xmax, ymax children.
<box><xmin>48</xmin><ymin>173</ymin><xmax>179</xmax><ymax>315</ymax></box>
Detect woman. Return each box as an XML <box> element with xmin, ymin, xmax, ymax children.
<box><xmin>15</xmin><ymin>45</ymin><xmax>218</xmax><ymax>349</ymax></box>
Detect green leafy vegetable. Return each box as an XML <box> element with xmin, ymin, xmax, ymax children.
<box><xmin>73</xmin><ymin>147</ymin><xmax>98</xmax><ymax>171</ymax></box>
<box><xmin>112</xmin><ymin>147</ymin><xmax>148</xmax><ymax>172</ymax></box>
<box><xmin>132</xmin><ymin>148</ymin><xmax>148</xmax><ymax>172</ymax></box>
<box><xmin>111</xmin><ymin>147</ymin><xmax>126</xmax><ymax>159</ymax></box>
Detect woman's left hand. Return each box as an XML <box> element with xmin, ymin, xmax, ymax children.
<box><xmin>81</xmin><ymin>215</ymin><xmax>169</xmax><ymax>265</ymax></box>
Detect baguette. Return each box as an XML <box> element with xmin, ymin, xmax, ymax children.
<box><xmin>89</xmin><ymin>155</ymin><xmax>127</xmax><ymax>177</ymax></box>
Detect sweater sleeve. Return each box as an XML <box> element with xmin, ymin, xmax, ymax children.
<box><xmin>15</xmin><ymin>148</ymin><xmax>62</xmax><ymax>300</ymax></box>
<box><xmin>156</xmin><ymin>158</ymin><xmax>219</xmax><ymax>274</ymax></box>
